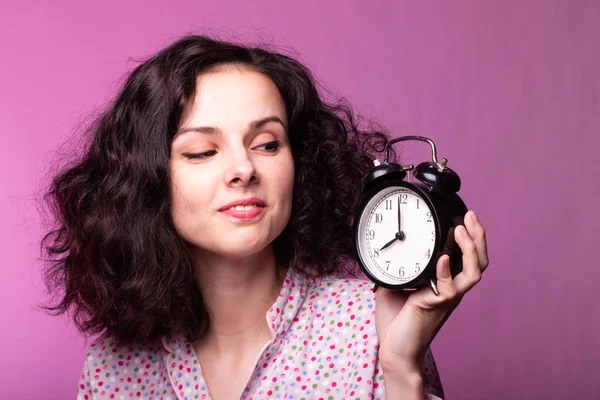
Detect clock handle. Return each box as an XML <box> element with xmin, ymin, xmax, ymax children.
<box><xmin>384</xmin><ymin>135</ymin><xmax>462</xmax><ymax>192</ymax></box>
<box><xmin>383</xmin><ymin>135</ymin><xmax>447</xmax><ymax>171</ymax></box>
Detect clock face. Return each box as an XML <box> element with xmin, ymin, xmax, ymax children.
<box><xmin>357</xmin><ymin>185</ymin><xmax>437</xmax><ymax>285</ymax></box>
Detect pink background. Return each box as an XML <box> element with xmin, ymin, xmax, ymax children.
<box><xmin>1</xmin><ymin>0</ymin><xmax>598</xmax><ymax>398</ymax></box>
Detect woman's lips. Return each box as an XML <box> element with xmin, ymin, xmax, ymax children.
<box><xmin>219</xmin><ymin>205</ymin><xmax>265</xmax><ymax>220</ymax></box>
<box><xmin>218</xmin><ymin>197</ymin><xmax>267</xmax><ymax>221</ymax></box>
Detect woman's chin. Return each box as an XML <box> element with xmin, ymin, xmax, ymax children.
<box><xmin>191</xmin><ymin>239</ymin><xmax>275</xmax><ymax>261</ymax></box>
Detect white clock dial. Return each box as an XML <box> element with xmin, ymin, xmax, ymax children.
<box><xmin>357</xmin><ymin>186</ymin><xmax>436</xmax><ymax>285</ymax></box>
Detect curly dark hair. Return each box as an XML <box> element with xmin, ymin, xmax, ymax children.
<box><xmin>41</xmin><ymin>34</ymin><xmax>391</xmax><ymax>346</ymax></box>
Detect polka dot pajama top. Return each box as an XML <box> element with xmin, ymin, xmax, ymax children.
<box><xmin>78</xmin><ymin>269</ymin><xmax>444</xmax><ymax>399</ymax></box>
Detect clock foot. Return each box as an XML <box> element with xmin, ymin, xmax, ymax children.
<box><xmin>429</xmin><ymin>279</ymin><xmax>439</xmax><ymax>296</ymax></box>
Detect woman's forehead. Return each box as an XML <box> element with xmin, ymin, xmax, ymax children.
<box><xmin>182</xmin><ymin>68</ymin><xmax>287</xmax><ymax>130</ymax></box>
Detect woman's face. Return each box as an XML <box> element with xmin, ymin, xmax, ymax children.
<box><xmin>170</xmin><ymin>66</ymin><xmax>295</xmax><ymax>261</ymax></box>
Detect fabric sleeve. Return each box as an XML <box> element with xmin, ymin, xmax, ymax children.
<box><xmin>76</xmin><ymin>353</ymin><xmax>94</xmax><ymax>400</ymax></box>
<box><xmin>422</xmin><ymin>347</ymin><xmax>445</xmax><ymax>399</ymax></box>
<box><xmin>372</xmin><ymin>347</ymin><xmax>445</xmax><ymax>399</ymax></box>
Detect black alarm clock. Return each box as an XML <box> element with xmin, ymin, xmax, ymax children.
<box><xmin>353</xmin><ymin>136</ymin><xmax>468</xmax><ymax>295</ymax></box>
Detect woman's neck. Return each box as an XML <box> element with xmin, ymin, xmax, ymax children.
<box><xmin>191</xmin><ymin>245</ymin><xmax>286</xmax><ymax>354</ymax></box>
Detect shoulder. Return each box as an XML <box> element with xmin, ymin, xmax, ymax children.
<box><xmin>301</xmin><ymin>273</ymin><xmax>377</xmax><ymax>334</ymax></box>
<box><xmin>84</xmin><ymin>332</ymin><xmax>167</xmax><ymax>366</ymax></box>
<box><xmin>78</xmin><ymin>333</ymin><xmax>169</xmax><ymax>397</ymax></box>
<box><xmin>307</xmin><ymin>274</ymin><xmax>376</xmax><ymax>307</ymax></box>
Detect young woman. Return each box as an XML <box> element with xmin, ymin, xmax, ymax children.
<box><xmin>42</xmin><ymin>35</ymin><xmax>489</xmax><ymax>400</ymax></box>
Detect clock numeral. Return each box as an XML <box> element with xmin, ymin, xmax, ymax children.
<box><xmin>399</xmin><ymin>266</ymin><xmax>405</xmax><ymax>277</ymax></box>
<box><xmin>415</xmin><ymin>263</ymin><xmax>421</xmax><ymax>273</ymax></box>
<box><xmin>368</xmin><ymin>230</ymin><xmax>375</xmax><ymax>240</ymax></box>
<box><xmin>431</xmin><ymin>231</ymin><xmax>435</xmax><ymax>241</ymax></box>
<box><xmin>416</xmin><ymin>198</ymin><xmax>420</xmax><ymax>209</ymax></box>
<box><xmin>375</xmin><ymin>213</ymin><xmax>383</xmax><ymax>223</ymax></box>
<box><xmin>374</xmin><ymin>248</ymin><xmax>380</xmax><ymax>258</ymax></box>
<box><xmin>426</xmin><ymin>249</ymin><xmax>431</xmax><ymax>258</ymax></box>
<box><xmin>400</xmin><ymin>194</ymin><xmax>408</xmax><ymax>204</ymax></box>
<box><xmin>385</xmin><ymin>260</ymin><xmax>390</xmax><ymax>271</ymax></box>
<box><xmin>385</xmin><ymin>199</ymin><xmax>392</xmax><ymax>210</ymax></box>
<box><xmin>426</xmin><ymin>212</ymin><xmax>433</xmax><ymax>222</ymax></box>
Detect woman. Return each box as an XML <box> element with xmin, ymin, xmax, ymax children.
<box><xmin>42</xmin><ymin>35</ymin><xmax>488</xmax><ymax>399</ymax></box>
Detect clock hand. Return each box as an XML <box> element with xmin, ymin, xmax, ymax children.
<box><xmin>396</xmin><ymin>196</ymin><xmax>406</xmax><ymax>241</ymax></box>
<box><xmin>380</xmin><ymin>236</ymin><xmax>397</xmax><ymax>251</ymax></box>
<box><xmin>397</xmin><ymin>195</ymin><xmax>401</xmax><ymax>233</ymax></box>
<box><xmin>380</xmin><ymin>196</ymin><xmax>406</xmax><ymax>252</ymax></box>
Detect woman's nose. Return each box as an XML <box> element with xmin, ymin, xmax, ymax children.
<box><xmin>223</xmin><ymin>149</ymin><xmax>259</xmax><ymax>187</ymax></box>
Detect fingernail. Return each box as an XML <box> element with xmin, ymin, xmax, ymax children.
<box><xmin>470</xmin><ymin>212</ymin><xmax>479</xmax><ymax>224</ymax></box>
<box><xmin>441</xmin><ymin>256</ymin><xmax>451</xmax><ymax>278</ymax></box>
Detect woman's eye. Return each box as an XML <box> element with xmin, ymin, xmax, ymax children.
<box><xmin>254</xmin><ymin>140</ymin><xmax>281</xmax><ymax>152</ymax></box>
<box><xmin>182</xmin><ymin>150</ymin><xmax>217</xmax><ymax>160</ymax></box>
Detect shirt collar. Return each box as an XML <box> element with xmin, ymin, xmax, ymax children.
<box><xmin>266</xmin><ymin>267</ymin><xmax>310</xmax><ymax>338</ymax></box>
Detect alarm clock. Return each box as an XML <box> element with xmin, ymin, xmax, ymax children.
<box><xmin>353</xmin><ymin>136</ymin><xmax>468</xmax><ymax>295</ymax></box>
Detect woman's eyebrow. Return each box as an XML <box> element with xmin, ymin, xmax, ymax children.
<box><xmin>175</xmin><ymin>115</ymin><xmax>287</xmax><ymax>138</ymax></box>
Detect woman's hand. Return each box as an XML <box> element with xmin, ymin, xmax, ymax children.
<box><xmin>375</xmin><ymin>210</ymin><xmax>489</xmax><ymax>374</ymax></box>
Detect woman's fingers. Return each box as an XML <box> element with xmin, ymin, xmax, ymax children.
<box><xmin>433</xmin><ymin>255</ymin><xmax>459</xmax><ymax>303</ymax></box>
<box><xmin>464</xmin><ymin>210</ymin><xmax>489</xmax><ymax>272</ymax></box>
<box><xmin>381</xmin><ymin>210</ymin><xmax>489</xmax><ymax>309</ymax></box>
<box><xmin>452</xmin><ymin>222</ymin><xmax>483</xmax><ymax>294</ymax></box>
